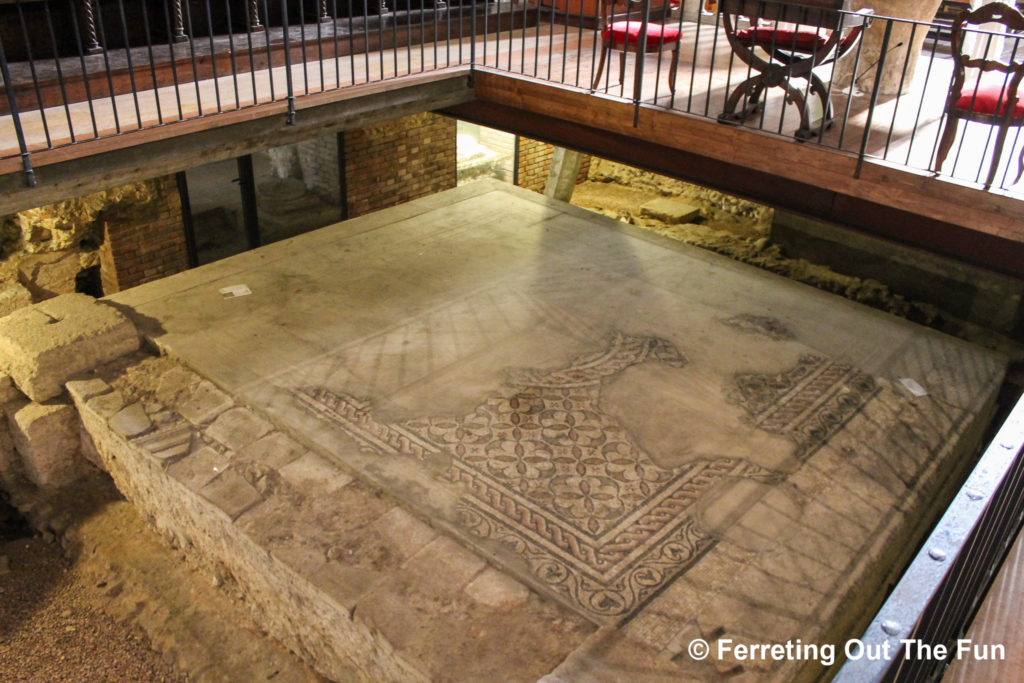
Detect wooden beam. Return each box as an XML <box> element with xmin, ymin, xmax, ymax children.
<box><xmin>446</xmin><ymin>70</ymin><xmax>1024</xmax><ymax>279</ymax></box>
<box><xmin>0</xmin><ymin>71</ymin><xmax>473</xmax><ymax>216</ymax></box>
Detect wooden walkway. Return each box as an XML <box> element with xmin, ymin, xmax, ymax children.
<box><xmin>3</xmin><ymin>12</ymin><xmax>1021</xmax><ymax>195</ymax></box>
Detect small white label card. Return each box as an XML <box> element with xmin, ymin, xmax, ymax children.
<box><xmin>219</xmin><ymin>284</ymin><xmax>252</xmax><ymax>299</ymax></box>
<box><xmin>898</xmin><ymin>377</ymin><xmax>928</xmax><ymax>398</ymax></box>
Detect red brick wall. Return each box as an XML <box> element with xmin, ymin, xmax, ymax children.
<box><xmin>344</xmin><ymin>113</ymin><xmax>457</xmax><ymax>218</ymax></box>
<box><xmin>99</xmin><ymin>176</ymin><xmax>189</xmax><ymax>294</ymax></box>
<box><xmin>515</xmin><ymin>138</ymin><xmax>591</xmax><ymax>193</ymax></box>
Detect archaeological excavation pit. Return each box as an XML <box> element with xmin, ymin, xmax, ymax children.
<box><xmin>52</xmin><ymin>180</ymin><xmax>1004</xmax><ymax>680</ymax></box>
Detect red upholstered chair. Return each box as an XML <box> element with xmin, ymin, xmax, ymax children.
<box><xmin>591</xmin><ymin>0</ymin><xmax>682</xmax><ymax>94</ymax></box>
<box><xmin>933</xmin><ymin>2</ymin><xmax>1024</xmax><ymax>189</ymax></box>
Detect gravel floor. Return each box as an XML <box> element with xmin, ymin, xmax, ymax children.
<box><xmin>0</xmin><ymin>499</ymin><xmax>184</xmax><ymax>683</ymax></box>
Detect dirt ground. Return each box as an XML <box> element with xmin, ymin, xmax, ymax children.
<box><xmin>0</xmin><ymin>496</ymin><xmax>184</xmax><ymax>682</ymax></box>
<box><xmin>0</xmin><ymin>474</ymin><xmax>325</xmax><ymax>683</ymax></box>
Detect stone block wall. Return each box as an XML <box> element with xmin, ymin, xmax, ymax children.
<box><xmin>98</xmin><ymin>176</ymin><xmax>189</xmax><ymax>294</ymax></box>
<box><xmin>514</xmin><ymin>138</ymin><xmax>591</xmax><ymax>194</ymax></box>
<box><xmin>344</xmin><ymin>112</ymin><xmax>457</xmax><ymax>218</ymax></box>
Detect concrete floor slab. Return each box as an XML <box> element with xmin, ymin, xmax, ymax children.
<box><xmin>108</xmin><ymin>180</ymin><xmax>1006</xmax><ymax>679</ymax></box>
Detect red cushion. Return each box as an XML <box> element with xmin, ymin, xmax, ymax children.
<box><xmin>736</xmin><ymin>27</ymin><xmax>830</xmax><ymax>52</ymax></box>
<box><xmin>604</xmin><ymin>21</ymin><xmax>682</xmax><ymax>48</ymax></box>
<box><xmin>955</xmin><ymin>83</ymin><xmax>1024</xmax><ymax>117</ymax></box>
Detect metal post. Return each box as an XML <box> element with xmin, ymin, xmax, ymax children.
<box><xmin>854</xmin><ymin>18</ymin><xmax>893</xmax><ymax>179</ymax></box>
<box><xmin>236</xmin><ymin>155</ymin><xmax>262</xmax><ymax>249</ymax></box>
<box><xmin>0</xmin><ymin>34</ymin><xmax>36</xmax><ymax>187</ymax></box>
<box><xmin>282</xmin><ymin>0</ymin><xmax>296</xmax><ymax>123</ymax></box>
<box><xmin>632</xmin><ymin>0</ymin><xmax>651</xmax><ymax>126</ymax></box>
<box><xmin>250</xmin><ymin>0</ymin><xmax>264</xmax><ymax>30</ymax></box>
<box><xmin>83</xmin><ymin>0</ymin><xmax>104</xmax><ymax>53</ymax></box>
<box><xmin>176</xmin><ymin>172</ymin><xmax>200</xmax><ymax>268</ymax></box>
<box><xmin>173</xmin><ymin>0</ymin><xmax>188</xmax><ymax>42</ymax></box>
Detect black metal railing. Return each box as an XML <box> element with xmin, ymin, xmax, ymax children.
<box><xmin>834</xmin><ymin>388</ymin><xmax>1024</xmax><ymax>682</ymax></box>
<box><xmin>2</xmin><ymin>0</ymin><xmax>1024</xmax><ymax>196</ymax></box>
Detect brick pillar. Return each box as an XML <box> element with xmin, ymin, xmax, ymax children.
<box><xmin>344</xmin><ymin>112</ymin><xmax>458</xmax><ymax>218</ymax></box>
<box><xmin>515</xmin><ymin>138</ymin><xmax>591</xmax><ymax>194</ymax></box>
<box><xmin>99</xmin><ymin>176</ymin><xmax>189</xmax><ymax>294</ymax></box>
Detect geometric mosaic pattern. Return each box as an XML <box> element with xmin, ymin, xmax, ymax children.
<box><xmin>296</xmin><ymin>335</ymin><xmax>876</xmax><ymax>622</ymax></box>
<box><xmin>732</xmin><ymin>354</ymin><xmax>879</xmax><ymax>460</ymax></box>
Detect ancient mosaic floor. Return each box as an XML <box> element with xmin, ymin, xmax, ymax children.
<box><xmin>111</xmin><ymin>180</ymin><xmax>1006</xmax><ymax>678</ymax></box>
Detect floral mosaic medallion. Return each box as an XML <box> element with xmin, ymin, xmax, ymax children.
<box><xmin>296</xmin><ymin>333</ymin><xmax>875</xmax><ymax>621</ymax></box>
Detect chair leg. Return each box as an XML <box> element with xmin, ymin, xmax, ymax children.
<box><xmin>592</xmin><ymin>44</ymin><xmax>608</xmax><ymax>91</ymax></box>
<box><xmin>985</xmin><ymin>123</ymin><xmax>1011</xmax><ymax>189</ymax></box>
<box><xmin>934</xmin><ymin>114</ymin><xmax>960</xmax><ymax>175</ymax></box>
<box><xmin>668</xmin><ymin>45</ymin><xmax>679</xmax><ymax>95</ymax></box>
<box><xmin>1016</xmin><ymin>139</ymin><xmax>1024</xmax><ymax>184</ymax></box>
<box><xmin>618</xmin><ymin>46</ymin><xmax>627</xmax><ymax>86</ymax></box>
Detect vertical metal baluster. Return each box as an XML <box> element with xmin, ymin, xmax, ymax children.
<box><xmin>92</xmin><ymin>0</ymin><xmax>124</xmax><ymax>133</ymax></box>
<box><xmin>114</xmin><ymin>0</ymin><xmax>143</xmax><ymax>128</ymax></box>
<box><xmin>813</xmin><ymin>10</ymin><xmax>846</xmax><ymax>144</ymax></box>
<box><xmin>298</xmin><ymin>0</ymin><xmax>309</xmax><ymax>93</ymax></box>
<box><xmin>521</xmin><ymin>0</ymin><xmax>529</xmax><ymax>75</ymax></box>
<box><xmin>483</xmin><ymin>0</ymin><xmax>489</xmax><ymax>67</ymax></box>
<box><xmin>882</xmin><ymin>22</ymin><xmax>916</xmax><ymax>157</ymax></box>
<box><xmin>259</xmin><ymin>0</ymin><xmax>276</xmax><ymax>99</ymax></box>
<box><xmin>908</xmin><ymin>20</ymin><xmax>940</xmax><ymax>168</ymax></box>
<box><xmin>854</xmin><ymin>17</ymin><xmax>893</xmax><ymax>178</ymax></box>
<box><xmin>15</xmin><ymin>0</ymin><xmax>53</xmax><ymax>147</ymax></box>
<box><xmin>331</xmin><ymin>0</ymin><xmax>341</xmax><ymax>88</ymax></box>
<box><xmin>632</xmin><ymin>0</ymin><xmax>649</xmax><ymax>118</ymax></box>
<box><xmin>837</xmin><ymin>17</ymin><xmax>866</xmax><ymax>150</ymax></box>
<box><xmin>432</xmin><ymin>0</ymin><xmax>439</xmax><ymax>71</ymax></box>
<box><xmin>160</xmin><ymin>0</ymin><xmax>184</xmax><ymax>119</ymax></box>
<box><xmin>137</xmin><ymin>0</ymin><xmax>164</xmax><ymax>125</ymax></box>
<box><xmin>546</xmin><ymin>0</ymin><xmax>555</xmax><ymax>79</ymax></box>
<box><xmin>668</xmin><ymin>0</ymin><xmax>684</xmax><ymax>109</ymax></box>
<box><xmin>203</xmin><ymin>0</ymin><xmax>223</xmax><ymax>111</ymax></box>
<box><xmin>42</xmin><ymin>0</ymin><xmax>77</xmax><ymax>142</ymax></box>
<box><xmin>572</xmin><ymin>0</ymin><xmax>584</xmax><ymax>86</ymax></box>
<box><xmin>283</xmin><ymin>0</ymin><xmax>297</xmax><ymax>120</ymax></box>
<box><xmin>348</xmin><ymin>0</ymin><xmax>358</xmax><ymax>85</ymax></box>
<box><xmin>686</xmin><ymin>3</ymin><xmax>704</xmax><ymax>113</ymax></box>
<box><xmin>243</xmin><ymin>0</ymin><xmax>259</xmax><ymax>104</ymax></box>
<box><xmin>470</xmin><ymin>0</ymin><xmax>476</xmax><ymax>70</ymax></box>
<box><xmin>419</xmin><ymin>0</ymin><xmax>426</xmax><ymax>72</ymax></box>
<box><xmin>67</xmin><ymin>0</ymin><xmax>101</xmax><ymax>136</ymax></box>
<box><xmin>560</xmin><ymin>0</ymin><xmax>570</xmax><ymax>82</ymax></box>
<box><xmin>377</xmin><ymin>0</ymin><xmax>386</xmax><ymax>80</ymax></box>
<box><xmin>314</xmin><ymin>0</ymin><xmax>326</xmax><ymax>91</ymax></box>
<box><xmin>0</xmin><ymin>32</ymin><xmax>36</xmax><ymax>185</ymax></box>
<box><xmin>704</xmin><ymin>0</ymin><xmax>721</xmax><ymax>116</ymax></box>
<box><xmin>445</xmin><ymin>0</ymin><xmax>452</xmax><ymax>68</ymax></box>
<box><xmin>407</xmin><ymin>0</ymin><xmax>414</xmax><ymax>74</ymax></box>
<box><xmin>182</xmin><ymin>0</ymin><xmax>204</xmax><ymax>115</ymax></box>
<box><xmin>531</xmin><ymin>0</ymin><xmax>539</xmax><ymax>76</ymax></box>
<box><xmin>224</xmin><ymin>0</ymin><xmax>241</xmax><ymax>107</ymax></box>
<box><xmin>361</xmin><ymin>0</ymin><xmax>370</xmax><ymax>83</ymax></box>
<box><xmin>458</xmin><ymin>0</ymin><xmax>463</xmax><ymax>65</ymax></box>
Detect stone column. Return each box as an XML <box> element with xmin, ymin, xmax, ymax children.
<box><xmin>834</xmin><ymin>0</ymin><xmax>944</xmax><ymax>96</ymax></box>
